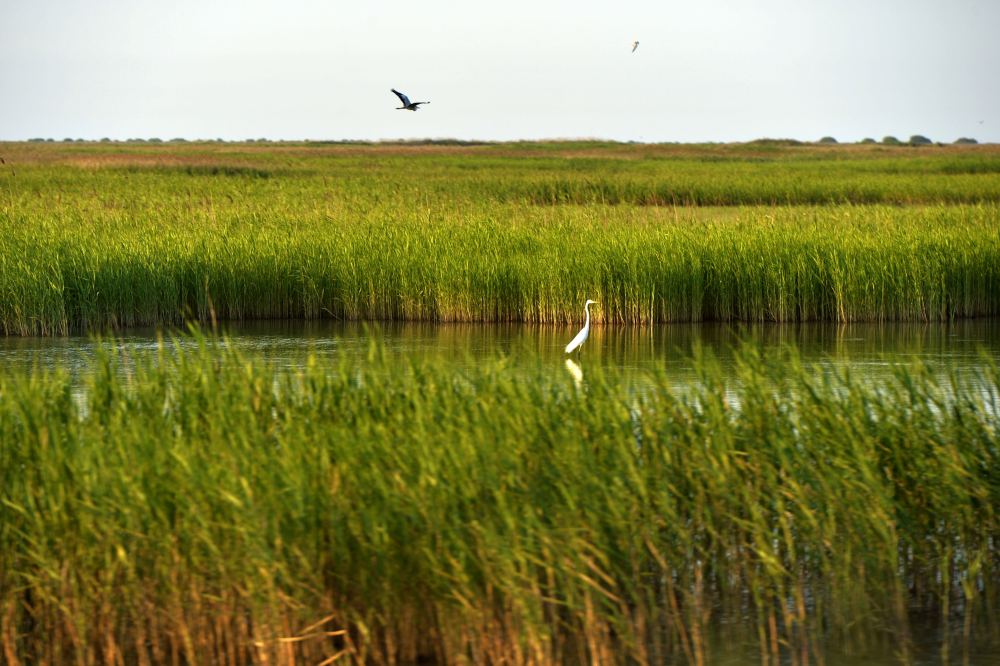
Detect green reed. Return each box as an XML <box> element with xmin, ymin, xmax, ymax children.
<box><xmin>1</xmin><ymin>334</ymin><xmax>997</xmax><ymax>664</ymax></box>
<box><xmin>2</xmin><ymin>141</ymin><xmax>1000</xmax><ymax>334</ymax></box>
<box><xmin>1</xmin><ymin>201</ymin><xmax>998</xmax><ymax>334</ymax></box>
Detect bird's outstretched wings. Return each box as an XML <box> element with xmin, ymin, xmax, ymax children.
<box><xmin>391</xmin><ymin>88</ymin><xmax>411</xmax><ymax>106</ymax></box>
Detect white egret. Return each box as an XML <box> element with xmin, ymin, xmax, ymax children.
<box><xmin>391</xmin><ymin>88</ymin><xmax>430</xmax><ymax>111</ymax></box>
<box><xmin>564</xmin><ymin>299</ymin><xmax>598</xmax><ymax>354</ymax></box>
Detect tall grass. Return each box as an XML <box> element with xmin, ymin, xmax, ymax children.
<box><xmin>0</xmin><ymin>201</ymin><xmax>998</xmax><ymax>334</ymax></box>
<box><xmin>1</xmin><ymin>334</ymin><xmax>997</xmax><ymax>664</ymax></box>
<box><xmin>2</xmin><ymin>141</ymin><xmax>1000</xmax><ymax>334</ymax></box>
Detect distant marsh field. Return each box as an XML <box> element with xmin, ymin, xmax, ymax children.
<box><xmin>1</xmin><ymin>140</ymin><xmax>999</xmax><ymax>334</ymax></box>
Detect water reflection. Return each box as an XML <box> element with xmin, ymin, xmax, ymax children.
<box><xmin>0</xmin><ymin>319</ymin><xmax>998</xmax><ymax>385</ymax></box>
<box><xmin>563</xmin><ymin>358</ymin><xmax>583</xmax><ymax>388</ymax></box>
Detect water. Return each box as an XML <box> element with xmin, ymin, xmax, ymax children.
<box><xmin>1</xmin><ymin>319</ymin><xmax>998</xmax><ymax>386</ymax></box>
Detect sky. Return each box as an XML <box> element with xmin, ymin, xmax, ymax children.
<box><xmin>1</xmin><ymin>0</ymin><xmax>997</xmax><ymax>143</ymax></box>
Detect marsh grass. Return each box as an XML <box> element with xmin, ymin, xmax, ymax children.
<box><xmin>1</xmin><ymin>333</ymin><xmax>998</xmax><ymax>664</ymax></box>
<box><xmin>0</xmin><ymin>201</ymin><xmax>998</xmax><ymax>335</ymax></box>
<box><xmin>2</xmin><ymin>141</ymin><xmax>1000</xmax><ymax>334</ymax></box>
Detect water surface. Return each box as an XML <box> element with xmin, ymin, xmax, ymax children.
<box><xmin>1</xmin><ymin>319</ymin><xmax>997</xmax><ymax>386</ymax></box>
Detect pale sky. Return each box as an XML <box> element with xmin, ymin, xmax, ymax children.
<box><xmin>1</xmin><ymin>0</ymin><xmax>997</xmax><ymax>143</ymax></box>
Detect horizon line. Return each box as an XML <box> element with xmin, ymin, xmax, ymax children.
<box><xmin>0</xmin><ymin>136</ymin><xmax>993</xmax><ymax>146</ymax></box>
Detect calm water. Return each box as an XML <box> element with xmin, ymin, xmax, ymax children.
<box><xmin>1</xmin><ymin>319</ymin><xmax>999</xmax><ymax>384</ymax></box>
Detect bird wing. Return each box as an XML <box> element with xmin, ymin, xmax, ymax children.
<box><xmin>391</xmin><ymin>89</ymin><xmax>411</xmax><ymax>106</ymax></box>
<box><xmin>565</xmin><ymin>328</ymin><xmax>588</xmax><ymax>354</ymax></box>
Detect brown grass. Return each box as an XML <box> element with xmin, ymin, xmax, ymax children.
<box><xmin>3</xmin><ymin>139</ymin><xmax>998</xmax><ymax>168</ymax></box>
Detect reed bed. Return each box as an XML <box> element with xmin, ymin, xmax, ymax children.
<box><xmin>1</xmin><ymin>201</ymin><xmax>998</xmax><ymax>335</ymax></box>
<box><xmin>2</xmin><ymin>141</ymin><xmax>1000</xmax><ymax>334</ymax></box>
<box><xmin>0</xmin><ymin>335</ymin><xmax>997</xmax><ymax>664</ymax></box>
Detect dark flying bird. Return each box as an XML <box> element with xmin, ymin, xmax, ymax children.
<box><xmin>391</xmin><ymin>88</ymin><xmax>430</xmax><ymax>111</ymax></box>
<box><xmin>632</xmin><ymin>40</ymin><xmax>639</xmax><ymax>53</ymax></box>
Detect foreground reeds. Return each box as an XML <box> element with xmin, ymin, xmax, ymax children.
<box><xmin>1</xmin><ymin>141</ymin><xmax>1000</xmax><ymax>334</ymax></box>
<box><xmin>1</xmin><ymin>334</ymin><xmax>998</xmax><ymax>664</ymax></box>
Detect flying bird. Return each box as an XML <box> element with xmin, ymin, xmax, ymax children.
<box><xmin>632</xmin><ymin>40</ymin><xmax>639</xmax><ymax>53</ymax></box>
<box><xmin>565</xmin><ymin>300</ymin><xmax>598</xmax><ymax>354</ymax></box>
<box><xmin>391</xmin><ymin>88</ymin><xmax>430</xmax><ymax>111</ymax></box>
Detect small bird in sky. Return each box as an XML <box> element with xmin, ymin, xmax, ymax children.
<box><xmin>632</xmin><ymin>40</ymin><xmax>639</xmax><ymax>53</ymax></box>
<box><xmin>391</xmin><ymin>88</ymin><xmax>430</xmax><ymax>111</ymax></box>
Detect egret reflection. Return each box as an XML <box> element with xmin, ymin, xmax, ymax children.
<box><xmin>564</xmin><ymin>358</ymin><xmax>583</xmax><ymax>388</ymax></box>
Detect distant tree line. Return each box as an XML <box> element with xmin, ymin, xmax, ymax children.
<box><xmin>814</xmin><ymin>135</ymin><xmax>980</xmax><ymax>146</ymax></box>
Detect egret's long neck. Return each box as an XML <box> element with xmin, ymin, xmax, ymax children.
<box><xmin>583</xmin><ymin>302</ymin><xmax>591</xmax><ymax>327</ymax></box>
